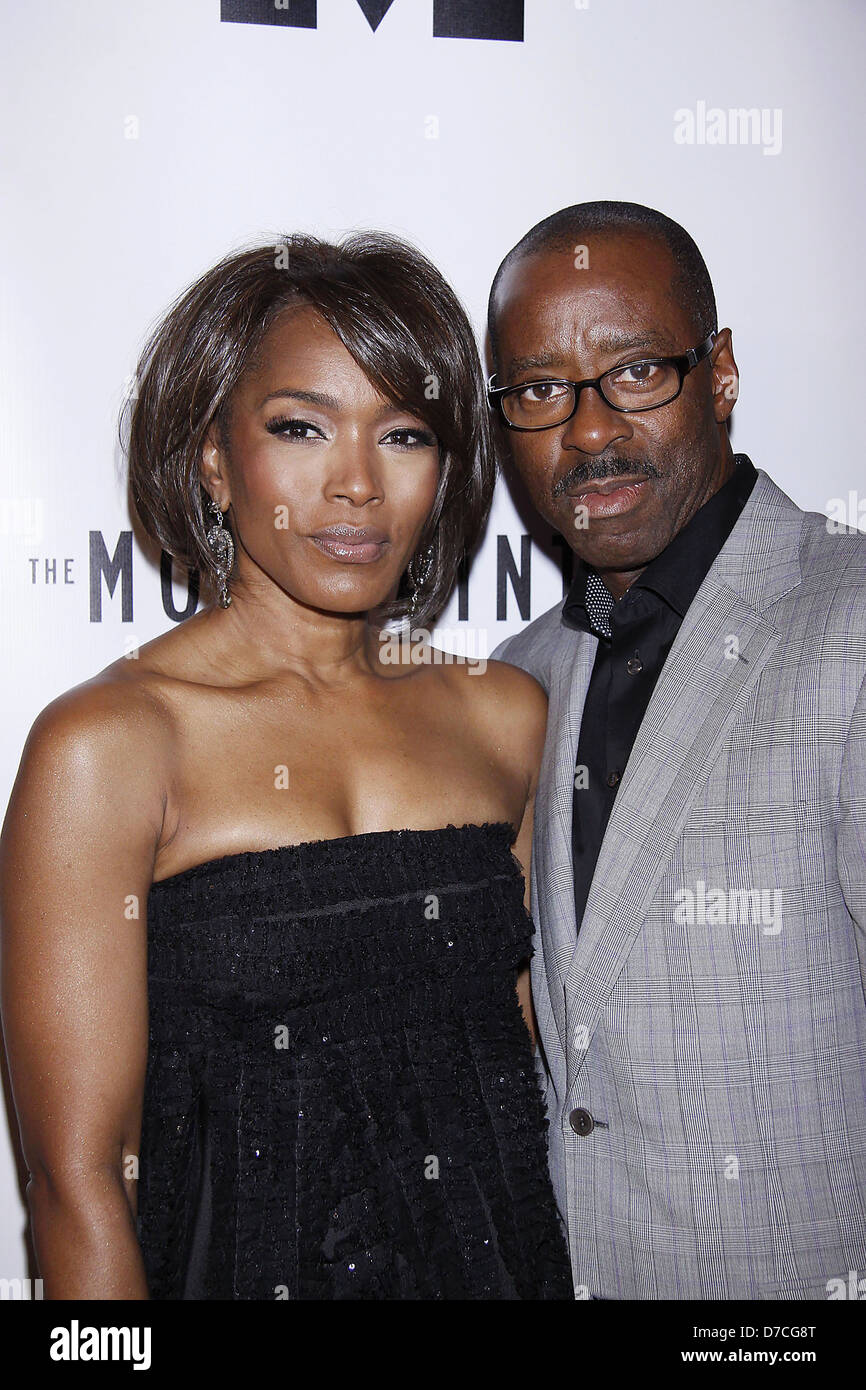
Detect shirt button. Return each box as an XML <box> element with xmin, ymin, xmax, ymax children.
<box><xmin>606</xmin><ymin>770</ymin><xmax>621</xmax><ymax>787</ymax></box>
<box><xmin>569</xmin><ymin>1108</ymin><xmax>595</xmax><ymax>1136</ymax></box>
<box><xmin>626</xmin><ymin>655</ymin><xmax>643</xmax><ymax>674</ymax></box>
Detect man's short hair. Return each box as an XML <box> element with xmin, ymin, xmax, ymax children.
<box><xmin>487</xmin><ymin>200</ymin><xmax>718</xmax><ymax>367</ymax></box>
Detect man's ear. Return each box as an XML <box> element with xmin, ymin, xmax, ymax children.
<box><xmin>710</xmin><ymin>327</ymin><xmax>738</xmax><ymax>423</ymax></box>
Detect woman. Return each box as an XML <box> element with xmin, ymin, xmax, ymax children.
<box><xmin>0</xmin><ymin>232</ymin><xmax>572</xmax><ymax>1299</ymax></box>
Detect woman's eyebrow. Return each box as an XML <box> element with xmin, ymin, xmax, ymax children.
<box><xmin>257</xmin><ymin>387</ymin><xmax>342</xmax><ymax>410</ymax></box>
<box><xmin>257</xmin><ymin>387</ymin><xmax>428</xmax><ymax>425</ymax></box>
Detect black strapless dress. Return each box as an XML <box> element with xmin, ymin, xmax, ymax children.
<box><xmin>136</xmin><ymin>821</ymin><xmax>572</xmax><ymax>1299</ymax></box>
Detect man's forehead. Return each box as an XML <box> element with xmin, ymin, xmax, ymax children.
<box><xmin>494</xmin><ymin>241</ymin><xmax>687</xmax><ymax>370</ymax></box>
<box><xmin>503</xmin><ymin>227</ymin><xmax>674</xmax><ymax>287</ymax></box>
<box><xmin>504</xmin><ymin>329</ymin><xmax>673</xmax><ymax>379</ymax></box>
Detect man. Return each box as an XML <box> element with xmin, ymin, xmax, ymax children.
<box><xmin>489</xmin><ymin>200</ymin><xmax>866</xmax><ymax>1300</ymax></box>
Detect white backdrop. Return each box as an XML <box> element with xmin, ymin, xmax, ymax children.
<box><xmin>1</xmin><ymin>0</ymin><xmax>864</xmax><ymax>1282</ymax></box>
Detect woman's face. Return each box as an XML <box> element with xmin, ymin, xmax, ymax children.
<box><xmin>203</xmin><ymin>303</ymin><xmax>440</xmax><ymax>617</ymax></box>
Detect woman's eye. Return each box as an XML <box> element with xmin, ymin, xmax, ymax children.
<box><xmin>265</xmin><ymin>416</ymin><xmax>323</xmax><ymax>440</ymax></box>
<box><xmin>382</xmin><ymin>427</ymin><xmax>438</xmax><ymax>449</ymax></box>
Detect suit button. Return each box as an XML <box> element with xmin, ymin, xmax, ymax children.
<box><xmin>569</xmin><ymin>1107</ymin><xmax>594</xmax><ymax>1136</ymax></box>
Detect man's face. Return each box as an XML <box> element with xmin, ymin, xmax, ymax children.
<box><xmin>490</xmin><ymin>231</ymin><xmax>736</xmax><ymax>587</ymax></box>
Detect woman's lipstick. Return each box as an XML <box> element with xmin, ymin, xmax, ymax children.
<box><xmin>309</xmin><ymin>524</ymin><xmax>388</xmax><ymax>564</ymax></box>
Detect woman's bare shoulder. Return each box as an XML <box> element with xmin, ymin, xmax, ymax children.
<box><xmin>8</xmin><ymin>653</ymin><xmax>182</xmax><ymax>851</ymax></box>
<box><xmin>27</xmin><ymin>607</ymin><xmax>224</xmax><ymax>753</ymax></box>
<box><xmin>25</xmin><ymin>658</ymin><xmax>178</xmax><ymax>755</ymax></box>
<box><xmin>443</xmin><ymin>654</ymin><xmax>547</xmax><ymax>726</ymax></box>
<box><xmin>3</xmin><ymin>610</ymin><xmax>249</xmax><ymax>873</ymax></box>
<box><xmin>435</xmin><ymin>654</ymin><xmax>548</xmax><ymax>783</ymax></box>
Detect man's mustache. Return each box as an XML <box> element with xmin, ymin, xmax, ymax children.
<box><xmin>551</xmin><ymin>457</ymin><xmax>661</xmax><ymax>499</ymax></box>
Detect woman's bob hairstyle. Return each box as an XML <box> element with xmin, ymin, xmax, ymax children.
<box><xmin>124</xmin><ymin>231</ymin><xmax>496</xmax><ymax>629</ymax></box>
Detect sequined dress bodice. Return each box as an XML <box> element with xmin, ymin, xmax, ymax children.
<box><xmin>136</xmin><ymin>821</ymin><xmax>572</xmax><ymax>1299</ymax></box>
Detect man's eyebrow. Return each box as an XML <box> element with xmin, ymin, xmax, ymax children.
<box><xmin>257</xmin><ymin>387</ymin><xmax>342</xmax><ymax>411</ymax></box>
<box><xmin>504</xmin><ymin>353</ymin><xmax>561</xmax><ymax>376</ymax></box>
<box><xmin>583</xmin><ymin>329</ymin><xmax>668</xmax><ymax>354</ymax></box>
<box><xmin>504</xmin><ymin>331</ymin><xmax>672</xmax><ymax>378</ymax></box>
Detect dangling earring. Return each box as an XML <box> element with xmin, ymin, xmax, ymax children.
<box><xmin>407</xmin><ymin>542</ymin><xmax>435</xmax><ymax>621</ymax></box>
<box><xmin>205</xmin><ymin>496</ymin><xmax>234</xmax><ymax>608</ymax></box>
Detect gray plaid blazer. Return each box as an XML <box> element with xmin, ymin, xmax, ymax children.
<box><xmin>492</xmin><ymin>467</ymin><xmax>866</xmax><ymax>1299</ymax></box>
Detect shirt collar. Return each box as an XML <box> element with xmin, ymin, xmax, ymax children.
<box><xmin>562</xmin><ymin>453</ymin><xmax>758</xmax><ymax>637</ymax></box>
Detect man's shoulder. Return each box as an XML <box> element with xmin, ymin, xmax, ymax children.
<box><xmin>750</xmin><ymin>466</ymin><xmax>866</xmax><ymax>567</ymax></box>
<box><xmin>729</xmin><ymin>472</ymin><xmax>866</xmax><ymax>677</ymax></box>
<box><xmin>798</xmin><ymin>505</ymin><xmax>866</xmax><ymax>579</ymax></box>
<box><xmin>759</xmin><ymin>474</ymin><xmax>866</xmax><ymax>622</ymax></box>
<box><xmin>732</xmin><ymin>467</ymin><xmax>866</xmax><ymax>629</ymax></box>
<box><xmin>490</xmin><ymin>600</ymin><xmax>578</xmax><ymax>689</ymax></box>
<box><xmin>796</xmin><ymin>510</ymin><xmax>866</xmax><ymax>655</ymax></box>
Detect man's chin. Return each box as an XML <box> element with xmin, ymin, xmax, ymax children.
<box><xmin>571</xmin><ymin>532</ymin><xmax>663</xmax><ymax>570</ymax></box>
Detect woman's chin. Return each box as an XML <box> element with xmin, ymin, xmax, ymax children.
<box><xmin>287</xmin><ymin>586</ymin><xmax>393</xmax><ymax>621</ymax></box>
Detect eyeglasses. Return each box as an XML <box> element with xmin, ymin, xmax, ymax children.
<box><xmin>487</xmin><ymin>333</ymin><xmax>716</xmax><ymax>431</ymax></box>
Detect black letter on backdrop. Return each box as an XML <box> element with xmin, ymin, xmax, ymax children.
<box><xmin>221</xmin><ymin>1</ymin><xmax>524</xmax><ymax>41</ymax></box>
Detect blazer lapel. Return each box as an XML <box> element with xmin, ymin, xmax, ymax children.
<box><xmin>532</xmin><ymin>622</ymin><xmax>596</xmax><ymax>1052</ymax></box>
<box><xmin>559</xmin><ymin>469</ymin><xmax>805</xmax><ymax>1071</ymax></box>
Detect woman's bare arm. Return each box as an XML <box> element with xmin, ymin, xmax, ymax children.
<box><xmin>513</xmin><ymin>781</ymin><xmax>541</xmax><ymax>1049</ymax></box>
<box><xmin>478</xmin><ymin>661</ymin><xmax>549</xmax><ymax>1050</ymax></box>
<box><xmin>0</xmin><ymin>680</ymin><xmax>170</xmax><ymax>1298</ymax></box>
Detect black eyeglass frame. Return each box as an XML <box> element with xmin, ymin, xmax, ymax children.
<box><xmin>486</xmin><ymin>332</ymin><xmax>717</xmax><ymax>430</ymax></box>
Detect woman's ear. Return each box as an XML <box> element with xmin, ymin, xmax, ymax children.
<box><xmin>199</xmin><ymin>427</ymin><xmax>230</xmax><ymax>510</ymax></box>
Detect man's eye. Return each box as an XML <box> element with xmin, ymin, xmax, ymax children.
<box><xmin>266</xmin><ymin>416</ymin><xmax>322</xmax><ymax>439</ymax></box>
<box><xmin>519</xmin><ymin>382</ymin><xmax>569</xmax><ymax>403</ymax></box>
<box><xmin>615</xmin><ymin>362</ymin><xmax>659</xmax><ymax>385</ymax></box>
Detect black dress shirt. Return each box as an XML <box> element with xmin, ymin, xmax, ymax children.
<box><xmin>564</xmin><ymin>453</ymin><xmax>758</xmax><ymax>937</ymax></box>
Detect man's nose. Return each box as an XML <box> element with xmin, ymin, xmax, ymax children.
<box><xmin>560</xmin><ymin>385</ymin><xmax>632</xmax><ymax>455</ymax></box>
